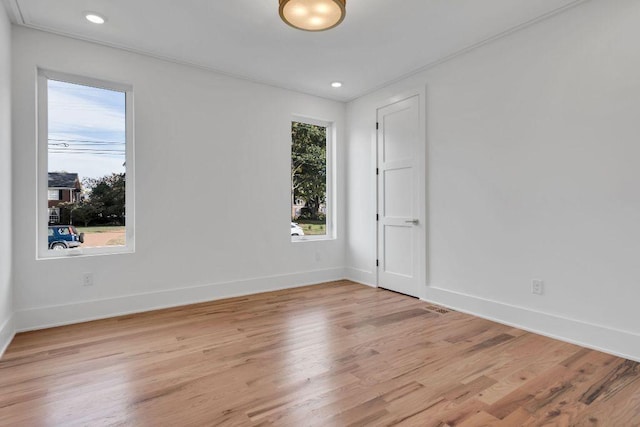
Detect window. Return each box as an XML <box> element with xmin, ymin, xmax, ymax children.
<box><xmin>38</xmin><ymin>70</ymin><xmax>134</xmax><ymax>258</ymax></box>
<box><xmin>48</xmin><ymin>208</ymin><xmax>60</xmax><ymax>224</ymax></box>
<box><xmin>290</xmin><ymin>118</ymin><xmax>334</xmax><ymax>241</ymax></box>
<box><xmin>48</xmin><ymin>189</ymin><xmax>60</xmax><ymax>200</ymax></box>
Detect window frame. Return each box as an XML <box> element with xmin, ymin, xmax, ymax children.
<box><xmin>37</xmin><ymin>69</ymin><xmax>135</xmax><ymax>259</ymax></box>
<box><xmin>48</xmin><ymin>207</ymin><xmax>60</xmax><ymax>224</ymax></box>
<box><xmin>47</xmin><ymin>189</ymin><xmax>60</xmax><ymax>201</ymax></box>
<box><xmin>290</xmin><ymin>115</ymin><xmax>336</xmax><ymax>242</ymax></box>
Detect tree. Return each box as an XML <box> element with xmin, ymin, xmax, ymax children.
<box><xmin>83</xmin><ymin>173</ymin><xmax>126</xmax><ymax>225</ymax></box>
<box><xmin>57</xmin><ymin>173</ymin><xmax>126</xmax><ymax>226</ymax></box>
<box><xmin>291</xmin><ymin>122</ymin><xmax>326</xmax><ymax>220</ymax></box>
<box><xmin>58</xmin><ymin>200</ymin><xmax>99</xmax><ymax>227</ymax></box>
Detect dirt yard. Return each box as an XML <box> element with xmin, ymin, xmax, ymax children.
<box><xmin>82</xmin><ymin>230</ymin><xmax>126</xmax><ymax>247</ymax></box>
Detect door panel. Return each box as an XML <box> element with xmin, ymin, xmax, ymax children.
<box><xmin>383</xmin><ymin>167</ymin><xmax>412</xmax><ymax>218</ymax></box>
<box><xmin>384</xmin><ymin>226</ymin><xmax>413</xmax><ymax>277</ymax></box>
<box><xmin>377</xmin><ymin>94</ymin><xmax>424</xmax><ymax>297</ymax></box>
<box><xmin>383</xmin><ymin>107</ymin><xmax>417</xmax><ymax>163</ymax></box>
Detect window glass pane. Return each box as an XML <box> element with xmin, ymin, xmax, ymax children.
<box><xmin>47</xmin><ymin>79</ymin><xmax>127</xmax><ymax>250</ymax></box>
<box><xmin>47</xmin><ymin>189</ymin><xmax>59</xmax><ymax>200</ymax></box>
<box><xmin>48</xmin><ymin>207</ymin><xmax>60</xmax><ymax>224</ymax></box>
<box><xmin>291</xmin><ymin>121</ymin><xmax>327</xmax><ymax>237</ymax></box>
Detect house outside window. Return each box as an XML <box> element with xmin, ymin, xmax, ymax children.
<box><xmin>47</xmin><ymin>173</ymin><xmax>83</xmax><ymax>224</ymax></box>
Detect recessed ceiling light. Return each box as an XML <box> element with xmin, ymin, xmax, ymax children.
<box><xmin>85</xmin><ymin>13</ymin><xmax>106</xmax><ymax>24</ymax></box>
<box><xmin>331</xmin><ymin>81</ymin><xmax>343</xmax><ymax>88</ymax></box>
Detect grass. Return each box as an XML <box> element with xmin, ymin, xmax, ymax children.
<box><xmin>76</xmin><ymin>226</ymin><xmax>125</xmax><ymax>233</ymax></box>
<box><xmin>296</xmin><ymin>221</ymin><xmax>327</xmax><ymax>236</ymax></box>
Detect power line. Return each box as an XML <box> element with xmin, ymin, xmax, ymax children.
<box><xmin>48</xmin><ymin>138</ymin><xmax>124</xmax><ymax>145</ymax></box>
<box><xmin>50</xmin><ymin>149</ymin><xmax>124</xmax><ymax>155</ymax></box>
<box><xmin>50</xmin><ymin>150</ymin><xmax>124</xmax><ymax>155</ymax></box>
<box><xmin>49</xmin><ymin>148</ymin><xmax>124</xmax><ymax>152</ymax></box>
<box><xmin>48</xmin><ymin>146</ymin><xmax>125</xmax><ymax>152</ymax></box>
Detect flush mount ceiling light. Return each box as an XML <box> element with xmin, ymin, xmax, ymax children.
<box><xmin>279</xmin><ymin>0</ymin><xmax>346</xmax><ymax>32</ymax></box>
<box><xmin>331</xmin><ymin>81</ymin><xmax>343</xmax><ymax>88</ymax></box>
<box><xmin>85</xmin><ymin>12</ymin><xmax>106</xmax><ymax>24</ymax></box>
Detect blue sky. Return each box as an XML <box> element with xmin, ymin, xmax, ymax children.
<box><xmin>48</xmin><ymin>79</ymin><xmax>126</xmax><ymax>181</ymax></box>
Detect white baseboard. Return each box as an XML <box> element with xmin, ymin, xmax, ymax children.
<box><xmin>15</xmin><ymin>268</ymin><xmax>347</xmax><ymax>332</ymax></box>
<box><xmin>18</xmin><ymin>272</ymin><xmax>638</xmax><ymax>363</ymax></box>
<box><xmin>344</xmin><ymin>267</ymin><xmax>377</xmax><ymax>287</ymax></box>
<box><xmin>423</xmin><ymin>286</ymin><xmax>640</xmax><ymax>363</ymax></box>
<box><xmin>0</xmin><ymin>313</ymin><xmax>15</xmax><ymax>359</ymax></box>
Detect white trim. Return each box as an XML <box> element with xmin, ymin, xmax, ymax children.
<box><xmin>37</xmin><ymin>68</ymin><xmax>135</xmax><ymax>259</ymax></box>
<box><xmin>0</xmin><ymin>314</ymin><xmax>15</xmax><ymax>359</ymax></box>
<box><xmin>1</xmin><ymin>0</ymin><xmax>24</xmax><ymax>24</ymax></box>
<box><xmin>370</xmin><ymin>129</ymin><xmax>378</xmax><ymax>285</ymax></box>
<box><xmin>15</xmin><ymin>268</ymin><xmax>347</xmax><ymax>332</ymax></box>
<box><xmin>13</xmin><ymin>24</ymin><xmax>344</xmax><ymax>102</ymax></box>
<box><xmin>292</xmin><ymin>235</ymin><xmax>335</xmax><ymax>243</ymax></box>
<box><xmin>10</xmin><ymin>1</ymin><xmax>587</xmax><ymax>102</ymax></box>
<box><xmin>47</xmin><ymin>189</ymin><xmax>60</xmax><ymax>200</ymax></box>
<box><xmin>291</xmin><ymin>115</ymin><xmax>332</xmax><ymax>129</ymax></box>
<box><xmin>39</xmin><ymin>68</ymin><xmax>132</xmax><ymax>92</ymax></box>
<box><xmin>375</xmin><ymin>87</ymin><xmax>427</xmax><ymax>299</ymax></box>
<box><xmin>344</xmin><ymin>267</ymin><xmax>377</xmax><ymax>288</ymax></box>
<box><xmin>292</xmin><ymin>237</ymin><xmax>335</xmax><ymax>243</ymax></box>
<box><xmin>423</xmin><ymin>286</ymin><xmax>640</xmax><ymax>363</ymax></box>
<box><xmin>353</xmin><ymin>0</ymin><xmax>588</xmax><ymax>101</ymax></box>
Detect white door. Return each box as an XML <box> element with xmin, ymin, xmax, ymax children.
<box><xmin>377</xmin><ymin>94</ymin><xmax>425</xmax><ymax>297</ymax></box>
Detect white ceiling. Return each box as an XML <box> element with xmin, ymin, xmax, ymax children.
<box><xmin>6</xmin><ymin>0</ymin><xmax>584</xmax><ymax>101</ymax></box>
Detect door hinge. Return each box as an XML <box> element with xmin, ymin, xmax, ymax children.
<box><xmin>376</xmin><ymin>122</ymin><xmax>379</xmax><ymax>130</ymax></box>
<box><xmin>376</xmin><ymin>168</ymin><xmax>379</xmax><ymax>175</ymax></box>
<box><xmin>376</xmin><ymin>214</ymin><xmax>379</xmax><ymax>221</ymax></box>
<box><xmin>376</xmin><ymin>259</ymin><xmax>379</xmax><ymax>267</ymax></box>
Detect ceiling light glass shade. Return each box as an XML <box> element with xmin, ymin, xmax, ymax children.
<box><xmin>279</xmin><ymin>0</ymin><xmax>346</xmax><ymax>32</ymax></box>
<box><xmin>85</xmin><ymin>13</ymin><xmax>106</xmax><ymax>24</ymax></box>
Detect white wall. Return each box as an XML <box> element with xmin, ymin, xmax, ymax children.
<box><xmin>346</xmin><ymin>0</ymin><xmax>640</xmax><ymax>360</ymax></box>
<box><xmin>9</xmin><ymin>0</ymin><xmax>640</xmax><ymax>361</ymax></box>
<box><xmin>0</xmin><ymin>4</ymin><xmax>13</xmax><ymax>356</ymax></box>
<box><xmin>12</xmin><ymin>27</ymin><xmax>346</xmax><ymax>330</ymax></box>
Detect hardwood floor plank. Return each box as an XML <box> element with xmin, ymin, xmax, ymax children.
<box><xmin>579</xmin><ymin>359</ymin><xmax>640</xmax><ymax>405</ymax></box>
<box><xmin>0</xmin><ymin>281</ymin><xmax>638</xmax><ymax>426</ymax></box>
<box><xmin>457</xmin><ymin>410</ymin><xmax>501</xmax><ymax>427</ymax></box>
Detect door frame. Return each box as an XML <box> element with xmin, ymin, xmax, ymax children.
<box><xmin>375</xmin><ymin>86</ymin><xmax>428</xmax><ymax>298</ymax></box>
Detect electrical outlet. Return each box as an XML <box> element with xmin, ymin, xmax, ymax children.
<box><xmin>82</xmin><ymin>273</ymin><xmax>94</xmax><ymax>287</ymax></box>
<box><xmin>531</xmin><ymin>279</ymin><xmax>544</xmax><ymax>295</ymax></box>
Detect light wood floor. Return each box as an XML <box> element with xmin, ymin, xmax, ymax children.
<box><xmin>1</xmin><ymin>281</ymin><xmax>639</xmax><ymax>426</ymax></box>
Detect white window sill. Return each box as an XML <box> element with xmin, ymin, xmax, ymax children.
<box><xmin>291</xmin><ymin>235</ymin><xmax>336</xmax><ymax>243</ymax></box>
<box><xmin>37</xmin><ymin>245</ymin><xmax>134</xmax><ymax>260</ymax></box>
